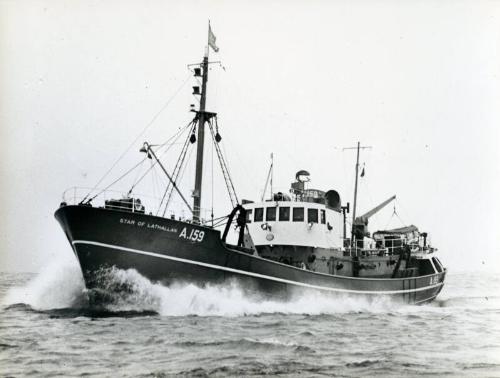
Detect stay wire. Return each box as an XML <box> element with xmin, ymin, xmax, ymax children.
<box><xmin>393</xmin><ymin>202</ymin><xmax>407</xmax><ymax>227</ymax></box>
<box><xmin>86</xmin><ymin>157</ymin><xmax>148</xmax><ymax>203</ymax></box>
<box><xmin>128</xmin><ymin>122</ymin><xmax>192</xmax><ymax>196</ymax></box>
<box><xmin>150</xmin><ymin>159</ymin><xmax>159</xmax><ymax>202</ymax></box>
<box><xmin>217</xmin><ymin>122</ymin><xmax>238</xmax><ymax>199</ymax></box>
<box><xmin>81</xmin><ymin>72</ymin><xmax>192</xmax><ymax>203</ymax></box>
<box><xmin>209</xmin><ymin>122</ymin><xmax>233</xmax><ymax>206</ymax></box>
<box><xmin>157</xmin><ymin>129</ymin><xmax>190</xmax><ymax>215</ymax></box>
<box><xmin>164</xmin><ymin>140</ymin><xmax>195</xmax><ymax>217</ymax></box>
<box><xmin>130</xmin><ymin>158</ymin><xmax>147</xmax><ymax>191</ymax></box>
<box><xmin>160</xmin><ymin>121</ymin><xmax>196</xmax><ymax>216</ymax></box>
<box><xmin>208</xmin><ymin>119</ymin><xmax>239</xmax><ymax>206</ymax></box>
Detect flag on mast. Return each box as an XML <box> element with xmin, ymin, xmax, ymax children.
<box><xmin>208</xmin><ymin>24</ymin><xmax>219</xmax><ymax>52</ymax></box>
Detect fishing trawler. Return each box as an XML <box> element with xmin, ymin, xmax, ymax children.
<box><xmin>55</xmin><ymin>27</ymin><xmax>446</xmax><ymax>305</ymax></box>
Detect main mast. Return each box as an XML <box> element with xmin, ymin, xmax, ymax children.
<box><xmin>351</xmin><ymin>141</ymin><xmax>361</xmax><ymax>244</ymax></box>
<box><xmin>193</xmin><ymin>22</ymin><xmax>219</xmax><ymax>223</ymax></box>
<box><xmin>192</xmin><ymin>54</ymin><xmax>209</xmax><ymax>223</ymax></box>
<box><xmin>343</xmin><ymin>142</ymin><xmax>371</xmax><ymax>247</ymax></box>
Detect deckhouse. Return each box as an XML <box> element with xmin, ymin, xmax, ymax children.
<box><xmin>242</xmin><ymin>171</ymin><xmax>349</xmax><ymax>273</ymax></box>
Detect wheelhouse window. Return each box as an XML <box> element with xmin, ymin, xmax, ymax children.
<box><xmin>245</xmin><ymin>209</ymin><xmax>253</xmax><ymax>223</ymax></box>
<box><xmin>266</xmin><ymin>207</ymin><xmax>277</xmax><ymax>221</ymax></box>
<box><xmin>418</xmin><ymin>259</ymin><xmax>435</xmax><ymax>275</ymax></box>
<box><xmin>308</xmin><ymin>208</ymin><xmax>318</xmax><ymax>223</ymax></box>
<box><xmin>320</xmin><ymin>209</ymin><xmax>326</xmax><ymax>224</ymax></box>
<box><xmin>432</xmin><ymin>257</ymin><xmax>443</xmax><ymax>273</ymax></box>
<box><xmin>434</xmin><ymin>257</ymin><xmax>444</xmax><ymax>269</ymax></box>
<box><xmin>254</xmin><ymin>207</ymin><xmax>264</xmax><ymax>222</ymax></box>
<box><xmin>293</xmin><ymin>207</ymin><xmax>304</xmax><ymax>222</ymax></box>
<box><xmin>279</xmin><ymin>207</ymin><xmax>290</xmax><ymax>221</ymax></box>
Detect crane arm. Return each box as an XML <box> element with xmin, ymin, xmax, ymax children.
<box><xmin>355</xmin><ymin>195</ymin><xmax>396</xmax><ymax>224</ymax></box>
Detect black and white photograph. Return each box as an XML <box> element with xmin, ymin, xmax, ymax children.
<box><xmin>1</xmin><ymin>1</ymin><xmax>499</xmax><ymax>376</ymax></box>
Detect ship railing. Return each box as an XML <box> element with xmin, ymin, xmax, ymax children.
<box><xmin>385</xmin><ymin>243</ymin><xmax>435</xmax><ymax>255</ymax></box>
<box><xmin>61</xmin><ymin>187</ymin><xmax>218</xmax><ymax>223</ymax></box>
<box><xmin>61</xmin><ymin>187</ymin><xmax>168</xmax><ymax>216</ymax></box>
<box><xmin>344</xmin><ymin>246</ymin><xmax>398</xmax><ymax>257</ymax></box>
<box><xmin>375</xmin><ymin>244</ymin><xmax>435</xmax><ymax>256</ymax></box>
<box><xmin>342</xmin><ymin>238</ymin><xmax>436</xmax><ymax>257</ymax></box>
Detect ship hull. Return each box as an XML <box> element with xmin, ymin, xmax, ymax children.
<box><xmin>55</xmin><ymin>205</ymin><xmax>445</xmax><ymax>305</ymax></box>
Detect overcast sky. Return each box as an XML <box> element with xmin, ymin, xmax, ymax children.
<box><xmin>1</xmin><ymin>0</ymin><xmax>499</xmax><ymax>272</ymax></box>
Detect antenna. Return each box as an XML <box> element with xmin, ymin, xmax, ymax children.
<box><xmin>270</xmin><ymin>153</ymin><xmax>274</xmax><ymax>200</ymax></box>
<box><xmin>261</xmin><ymin>153</ymin><xmax>274</xmax><ymax>202</ymax></box>
<box><xmin>343</xmin><ymin>142</ymin><xmax>372</xmax><ymax>247</ymax></box>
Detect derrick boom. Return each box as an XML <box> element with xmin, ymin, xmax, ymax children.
<box><xmin>355</xmin><ymin>195</ymin><xmax>396</xmax><ymax>225</ymax></box>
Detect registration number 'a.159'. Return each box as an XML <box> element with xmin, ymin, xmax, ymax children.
<box><xmin>429</xmin><ymin>275</ymin><xmax>440</xmax><ymax>285</ymax></box>
<box><xmin>179</xmin><ymin>227</ymin><xmax>205</xmax><ymax>242</ymax></box>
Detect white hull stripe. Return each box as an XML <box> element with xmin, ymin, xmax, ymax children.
<box><xmin>72</xmin><ymin>240</ymin><xmax>444</xmax><ymax>296</ymax></box>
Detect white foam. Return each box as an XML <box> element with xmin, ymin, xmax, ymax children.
<box><xmin>3</xmin><ymin>260</ymin><xmax>86</xmax><ymax>310</ymax></box>
<box><xmin>12</xmin><ymin>260</ymin><xmax>497</xmax><ymax>316</ymax></box>
<box><xmin>77</xmin><ymin>267</ymin><xmax>398</xmax><ymax>316</ymax></box>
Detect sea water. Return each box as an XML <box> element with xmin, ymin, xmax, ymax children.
<box><xmin>1</xmin><ymin>261</ymin><xmax>499</xmax><ymax>377</ymax></box>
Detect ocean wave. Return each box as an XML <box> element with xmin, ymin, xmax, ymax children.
<box><xmin>0</xmin><ymin>343</ymin><xmax>20</xmax><ymax>350</ymax></box>
<box><xmin>171</xmin><ymin>360</ymin><xmax>337</xmax><ymax>376</ymax></box>
<box><xmin>433</xmin><ymin>295</ymin><xmax>500</xmax><ymax>309</ymax></box>
<box><xmin>345</xmin><ymin>359</ymin><xmax>384</xmax><ymax>368</ymax></box>
<box><xmin>2</xmin><ymin>261</ymin><xmax>86</xmax><ymax>310</ymax></box>
<box><xmin>172</xmin><ymin>337</ymin><xmax>308</xmax><ymax>352</ymax></box>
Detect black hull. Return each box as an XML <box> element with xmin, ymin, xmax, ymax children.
<box><xmin>55</xmin><ymin>206</ymin><xmax>445</xmax><ymax>305</ymax></box>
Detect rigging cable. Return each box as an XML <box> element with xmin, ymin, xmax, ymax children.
<box><xmin>149</xmin><ymin>158</ymin><xmax>159</xmax><ymax>205</ymax></box>
<box><xmin>159</xmin><ymin>120</ymin><xmax>196</xmax><ymax>216</ymax></box>
<box><xmin>85</xmin><ymin>157</ymin><xmax>148</xmax><ymax>203</ymax></box>
<box><xmin>163</xmin><ymin>140</ymin><xmax>195</xmax><ymax>217</ymax></box>
<box><xmin>125</xmin><ymin>121</ymin><xmax>192</xmax><ymax>198</ymax></box>
<box><xmin>86</xmin><ymin>120</ymin><xmax>191</xmax><ymax>204</ymax></box>
<box><xmin>129</xmin><ymin>157</ymin><xmax>147</xmax><ymax>193</ymax></box>
<box><xmin>157</xmin><ymin>130</ymin><xmax>190</xmax><ymax>215</ymax></box>
<box><xmin>81</xmin><ymin>72</ymin><xmax>192</xmax><ymax>203</ymax></box>
<box><xmin>211</xmin><ymin>130</ymin><xmax>214</xmax><ymax>227</ymax></box>
<box><xmin>393</xmin><ymin>203</ymin><xmax>407</xmax><ymax>226</ymax></box>
<box><xmin>382</xmin><ymin>201</ymin><xmax>406</xmax><ymax>230</ymax></box>
<box><xmin>219</xmin><ymin>139</ymin><xmax>238</xmax><ymax>201</ymax></box>
<box><xmin>208</xmin><ymin>118</ymin><xmax>239</xmax><ymax>207</ymax></box>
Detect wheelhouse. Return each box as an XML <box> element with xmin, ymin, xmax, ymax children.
<box><xmin>242</xmin><ymin>171</ymin><xmax>345</xmax><ymax>250</ymax></box>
